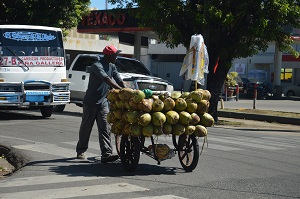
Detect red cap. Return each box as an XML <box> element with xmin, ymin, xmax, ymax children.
<box><xmin>103</xmin><ymin>45</ymin><xmax>122</xmax><ymax>55</ymax></box>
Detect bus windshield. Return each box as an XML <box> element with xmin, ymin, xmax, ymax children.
<box><xmin>0</xmin><ymin>28</ymin><xmax>65</xmax><ymax>67</ymax></box>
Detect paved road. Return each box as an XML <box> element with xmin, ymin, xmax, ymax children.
<box><xmin>0</xmin><ymin>104</ymin><xmax>299</xmax><ymax>199</ymax></box>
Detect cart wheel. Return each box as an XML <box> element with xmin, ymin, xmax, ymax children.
<box><xmin>120</xmin><ymin>135</ymin><xmax>141</xmax><ymax>171</ymax></box>
<box><xmin>115</xmin><ymin>134</ymin><xmax>121</xmax><ymax>156</ymax></box>
<box><xmin>178</xmin><ymin>134</ymin><xmax>199</xmax><ymax>172</ymax></box>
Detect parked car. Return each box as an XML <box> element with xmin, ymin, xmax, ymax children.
<box><xmin>283</xmin><ymin>83</ymin><xmax>300</xmax><ymax>97</ymax></box>
<box><xmin>241</xmin><ymin>78</ymin><xmax>269</xmax><ymax>99</ymax></box>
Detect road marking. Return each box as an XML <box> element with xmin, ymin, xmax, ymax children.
<box><xmin>132</xmin><ymin>195</ymin><xmax>187</xmax><ymax>199</ymax></box>
<box><xmin>0</xmin><ymin>183</ymin><xmax>149</xmax><ymax>199</ymax></box>
<box><xmin>12</xmin><ymin>143</ymin><xmax>98</xmax><ymax>158</ymax></box>
<box><xmin>223</xmin><ymin>137</ymin><xmax>298</xmax><ymax>148</ymax></box>
<box><xmin>0</xmin><ymin>173</ymin><xmax>103</xmax><ymax>187</ymax></box>
<box><xmin>209</xmin><ymin>137</ymin><xmax>284</xmax><ymax>150</ymax></box>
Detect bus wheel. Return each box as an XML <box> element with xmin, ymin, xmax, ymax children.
<box><xmin>41</xmin><ymin>106</ymin><xmax>53</xmax><ymax>118</ymax></box>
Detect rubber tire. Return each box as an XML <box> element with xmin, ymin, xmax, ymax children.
<box><xmin>40</xmin><ymin>106</ymin><xmax>53</xmax><ymax>118</ymax></box>
<box><xmin>286</xmin><ymin>91</ymin><xmax>295</xmax><ymax>97</ymax></box>
<box><xmin>120</xmin><ymin>135</ymin><xmax>141</xmax><ymax>171</ymax></box>
<box><xmin>178</xmin><ymin>134</ymin><xmax>199</xmax><ymax>172</ymax></box>
<box><xmin>52</xmin><ymin>105</ymin><xmax>66</xmax><ymax>112</ymax></box>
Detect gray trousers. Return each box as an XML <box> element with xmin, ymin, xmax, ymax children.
<box><xmin>76</xmin><ymin>101</ymin><xmax>113</xmax><ymax>157</ymax></box>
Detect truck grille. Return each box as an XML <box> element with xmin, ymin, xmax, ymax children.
<box><xmin>137</xmin><ymin>82</ymin><xmax>166</xmax><ymax>91</ymax></box>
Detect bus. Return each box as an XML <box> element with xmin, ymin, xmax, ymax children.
<box><xmin>0</xmin><ymin>25</ymin><xmax>70</xmax><ymax>117</ymax></box>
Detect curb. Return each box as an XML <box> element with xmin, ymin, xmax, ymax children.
<box><xmin>218</xmin><ymin>111</ymin><xmax>300</xmax><ymax>126</ymax></box>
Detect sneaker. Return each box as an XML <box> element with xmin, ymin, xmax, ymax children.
<box><xmin>101</xmin><ymin>154</ymin><xmax>119</xmax><ymax>163</ymax></box>
<box><xmin>76</xmin><ymin>153</ymin><xmax>85</xmax><ymax>159</ymax></box>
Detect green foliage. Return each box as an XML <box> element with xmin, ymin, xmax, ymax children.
<box><xmin>0</xmin><ymin>0</ymin><xmax>91</xmax><ymax>35</ymax></box>
<box><xmin>225</xmin><ymin>72</ymin><xmax>238</xmax><ymax>87</ymax></box>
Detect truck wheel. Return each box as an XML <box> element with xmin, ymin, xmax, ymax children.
<box><xmin>52</xmin><ymin>105</ymin><xmax>66</xmax><ymax>112</ymax></box>
<box><xmin>40</xmin><ymin>106</ymin><xmax>53</xmax><ymax>118</ymax></box>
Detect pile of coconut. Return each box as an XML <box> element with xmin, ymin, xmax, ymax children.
<box><xmin>107</xmin><ymin>88</ymin><xmax>214</xmax><ymax>138</ymax></box>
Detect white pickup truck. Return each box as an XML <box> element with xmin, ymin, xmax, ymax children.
<box><xmin>53</xmin><ymin>54</ymin><xmax>174</xmax><ymax>112</ymax></box>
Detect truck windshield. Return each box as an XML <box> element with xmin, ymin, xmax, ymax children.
<box><xmin>0</xmin><ymin>28</ymin><xmax>64</xmax><ymax>67</ymax></box>
<box><xmin>116</xmin><ymin>59</ymin><xmax>151</xmax><ymax>76</ymax></box>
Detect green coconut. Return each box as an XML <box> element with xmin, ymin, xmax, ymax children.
<box><xmin>163</xmin><ymin>97</ymin><xmax>175</xmax><ymax>111</ymax></box>
<box><xmin>107</xmin><ymin>111</ymin><xmax>116</xmax><ymax>123</ymax></box>
<box><xmin>185</xmin><ymin>125</ymin><xmax>196</xmax><ymax>135</ymax></box>
<box><xmin>129</xmin><ymin>100</ymin><xmax>139</xmax><ymax>111</ymax></box>
<box><xmin>109</xmin><ymin>102</ymin><xmax>118</xmax><ymax>111</ymax></box>
<box><xmin>200</xmin><ymin>113</ymin><xmax>215</xmax><ymax>127</ymax></box>
<box><xmin>180</xmin><ymin>92</ymin><xmax>190</xmax><ymax>99</ymax></box>
<box><xmin>171</xmin><ymin>91</ymin><xmax>182</xmax><ymax>99</ymax></box>
<box><xmin>165</xmin><ymin>110</ymin><xmax>179</xmax><ymax>125</ymax></box>
<box><xmin>162</xmin><ymin>122</ymin><xmax>172</xmax><ymax>135</ymax></box>
<box><xmin>190</xmin><ymin>113</ymin><xmax>201</xmax><ymax>125</ymax></box>
<box><xmin>137</xmin><ymin>112</ymin><xmax>152</xmax><ymax>126</ymax></box>
<box><xmin>131</xmin><ymin>123</ymin><xmax>142</xmax><ymax>137</ymax></box>
<box><xmin>190</xmin><ymin>90</ymin><xmax>203</xmax><ymax>103</ymax></box>
<box><xmin>107</xmin><ymin>90</ymin><xmax>115</xmax><ymax>102</ymax></box>
<box><xmin>172</xmin><ymin>123</ymin><xmax>185</xmax><ymax>136</ymax></box>
<box><xmin>142</xmin><ymin>124</ymin><xmax>154</xmax><ymax>137</ymax></box>
<box><xmin>115</xmin><ymin>100</ymin><xmax>125</xmax><ymax>109</ymax></box>
<box><xmin>174</xmin><ymin>98</ymin><xmax>187</xmax><ymax>112</ymax></box>
<box><xmin>115</xmin><ymin>120</ymin><xmax>126</xmax><ymax>130</ymax></box>
<box><xmin>123</xmin><ymin>123</ymin><xmax>132</xmax><ymax>135</ymax></box>
<box><xmin>113</xmin><ymin>109</ymin><xmax>123</xmax><ymax>120</ymax></box>
<box><xmin>153</xmin><ymin>126</ymin><xmax>163</xmax><ymax>136</ymax></box>
<box><xmin>194</xmin><ymin>125</ymin><xmax>207</xmax><ymax>137</ymax></box>
<box><xmin>111</xmin><ymin>89</ymin><xmax>120</xmax><ymax>101</ymax></box>
<box><xmin>196</xmin><ymin>100</ymin><xmax>209</xmax><ymax>114</ymax></box>
<box><xmin>119</xmin><ymin>88</ymin><xmax>134</xmax><ymax>101</ymax></box>
<box><xmin>186</xmin><ymin>98</ymin><xmax>198</xmax><ymax>113</ymax></box>
<box><xmin>152</xmin><ymin>112</ymin><xmax>166</xmax><ymax>126</ymax></box>
<box><xmin>138</xmin><ymin>99</ymin><xmax>153</xmax><ymax>112</ymax></box>
<box><xmin>178</xmin><ymin>111</ymin><xmax>192</xmax><ymax>125</ymax></box>
<box><xmin>201</xmin><ymin>89</ymin><xmax>211</xmax><ymax>100</ymax></box>
<box><xmin>152</xmin><ymin>99</ymin><xmax>164</xmax><ymax>112</ymax></box>
<box><xmin>132</xmin><ymin>90</ymin><xmax>146</xmax><ymax>103</ymax></box>
<box><xmin>126</xmin><ymin>110</ymin><xmax>138</xmax><ymax>124</ymax></box>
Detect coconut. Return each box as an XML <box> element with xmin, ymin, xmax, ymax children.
<box><xmin>113</xmin><ymin>109</ymin><xmax>123</xmax><ymax>120</ymax></box>
<box><xmin>185</xmin><ymin>125</ymin><xmax>196</xmax><ymax>135</ymax></box>
<box><xmin>178</xmin><ymin>111</ymin><xmax>192</xmax><ymax>125</ymax></box>
<box><xmin>126</xmin><ymin>110</ymin><xmax>138</xmax><ymax>124</ymax></box>
<box><xmin>153</xmin><ymin>126</ymin><xmax>163</xmax><ymax>136</ymax></box>
<box><xmin>152</xmin><ymin>112</ymin><xmax>166</xmax><ymax>127</ymax></box>
<box><xmin>137</xmin><ymin>112</ymin><xmax>152</xmax><ymax>126</ymax></box>
<box><xmin>124</xmin><ymin>101</ymin><xmax>131</xmax><ymax>110</ymax></box>
<box><xmin>172</xmin><ymin>123</ymin><xmax>185</xmax><ymax>136</ymax></box>
<box><xmin>107</xmin><ymin>90</ymin><xmax>115</xmax><ymax>102</ymax></box>
<box><xmin>131</xmin><ymin>123</ymin><xmax>142</xmax><ymax>137</ymax></box>
<box><xmin>152</xmin><ymin>99</ymin><xmax>164</xmax><ymax>112</ymax></box>
<box><xmin>171</xmin><ymin>91</ymin><xmax>182</xmax><ymax>99</ymax></box>
<box><xmin>109</xmin><ymin>102</ymin><xmax>118</xmax><ymax>111</ymax></box>
<box><xmin>132</xmin><ymin>89</ymin><xmax>146</xmax><ymax>103</ymax></box>
<box><xmin>142</xmin><ymin>124</ymin><xmax>154</xmax><ymax>137</ymax></box>
<box><xmin>165</xmin><ymin>110</ymin><xmax>179</xmax><ymax>125</ymax></box>
<box><xmin>190</xmin><ymin>113</ymin><xmax>201</xmax><ymax>125</ymax></box>
<box><xmin>107</xmin><ymin>112</ymin><xmax>116</xmax><ymax>123</ymax></box>
<box><xmin>111</xmin><ymin>124</ymin><xmax>121</xmax><ymax>135</ymax></box>
<box><xmin>111</xmin><ymin>89</ymin><xmax>121</xmax><ymax>101</ymax></box>
<box><xmin>200</xmin><ymin>113</ymin><xmax>214</xmax><ymax>127</ymax></box>
<box><xmin>163</xmin><ymin>97</ymin><xmax>175</xmax><ymax>111</ymax></box>
<box><xmin>201</xmin><ymin>89</ymin><xmax>211</xmax><ymax>100</ymax></box>
<box><xmin>116</xmin><ymin>100</ymin><xmax>125</xmax><ymax>109</ymax></box>
<box><xmin>174</xmin><ymin>98</ymin><xmax>187</xmax><ymax>112</ymax></box>
<box><xmin>180</xmin><ymin>92</ymin><xmax>190</xmax><ymax>99</ymax></box>
<box><xmin>119</xmin><ymin>88</ymin><xmax>134</xmax><ymax>101</ymax></box>
<box><xmin>129</xmin><ymin>100</ymin><xmax>139</xmax><ymax>111</ymax></box>
<box><xmin>151</xmin><ymin>95</ymin><xmax>159</xmax><ymax>100</ymax></box>
<box><xmin>190</xmin><ymin>90</ymin><xmax>203</xmax><ymax>103</ymax></box>
<box><xmin>115</xmin><ymin>120</ymin><xmax>126</xmax><ymax>130</ymax></box>
<box><xmin>186</xmin><ymin>98</ymin><xmax>198</xmax><ymax>113</ymax></box>
<box><xmin>194</xmin><ymin>125</ymin><xmax>207</xmax><ymax>137</ymax></box>
<box><xmin>138</xmin><ymin>99</ymin><xmax>153</xmax><ymax>112</ymax></box>
<box><xmin>196</xmin><ymin>100</ymin><xmax>209</xmax><ymax>114</ymax></box>
<box><xmin>162</xmin><ymin>122</ymin><xmax>172</xmax><ymax>135</ymax></box>
<box><xmin>123</xmin><ymin>123</ymin><xmax>132</xmax><ymax>135</ymax></box>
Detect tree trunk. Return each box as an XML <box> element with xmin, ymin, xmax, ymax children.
<box><xmin>206</xmin><ymin>58</ymin><xmax>231</xmax><ymax>122</ymax></box>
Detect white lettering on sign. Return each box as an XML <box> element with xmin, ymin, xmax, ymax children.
<box><xmin>0</xmin><ymin>56</ymin><xmax>64</xmax><ymax>67</ymax></box>
<box><xmin>3</xmin><ymin>31</ymin><xmax>56</xmax><ymax>42</ymax></box>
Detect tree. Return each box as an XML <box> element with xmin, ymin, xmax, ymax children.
<box><xmin>110</xmin><ymin>0</ymin><xmax>300</xmax><ymax>121</ymax></box>
<box><xmin>0</xmin><ymin>0</ymin><xmax>91</xmax><ymax>34</ymax></box>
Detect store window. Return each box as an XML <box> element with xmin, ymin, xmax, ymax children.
<box><xmin>281</xmin><ymin>68</ymin><xmax>293</xmax><ymax>82</ymax></box>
